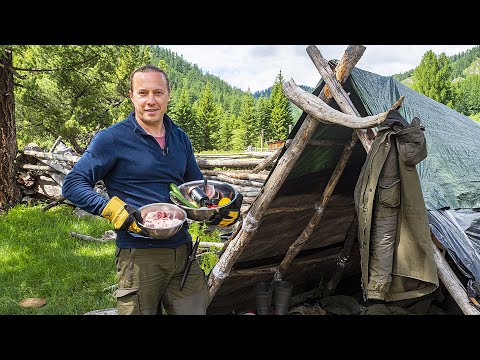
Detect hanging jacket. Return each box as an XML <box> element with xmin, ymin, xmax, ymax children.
<box><xmin>354</xmin><ymin>109</ymin><xmax>438</xmax><ymax>302</ymax></box>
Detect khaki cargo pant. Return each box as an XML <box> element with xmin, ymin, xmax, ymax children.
<box><xmin>114</xmin><ymin>243</ymin><xmax>210</xmax><ymax>315</ymax></box>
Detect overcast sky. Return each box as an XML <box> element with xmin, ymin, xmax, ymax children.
<box><xmin>161</xmin><ymin>45</ymin><xmax>476</xmax><ymax>93</ymax></box>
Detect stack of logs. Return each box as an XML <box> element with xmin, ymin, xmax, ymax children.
<box><xmin>16</xmin><ymin>139</ymin><xmax>282</xmax><ymax>215</ymax></box>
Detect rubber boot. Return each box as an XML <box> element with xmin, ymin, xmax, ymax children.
<box><xmin>255</xmin><ymin>282</ymin><xmax>273</xmax><ymax>315</ymax></box>
<box><xmin>273</xmin><ymin>281</ymin><xmax>293</xmax><ymax>315</ymax></box>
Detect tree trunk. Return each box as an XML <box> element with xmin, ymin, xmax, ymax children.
<box><xmin>0</xmin><ymin>47</ymin><xmax>21</xmax><ymax>212</ymax></box>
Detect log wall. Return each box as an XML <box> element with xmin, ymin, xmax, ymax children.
<box><xmin>16</xmin><ymin>142</ymin><xmax>278</xmax><ymax>215</ymax></box>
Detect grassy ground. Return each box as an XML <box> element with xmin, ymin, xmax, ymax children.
<box><xmin>0</xmin><ymin>204</ymin><xmax>221</xmax><ymax>315</ymax></box>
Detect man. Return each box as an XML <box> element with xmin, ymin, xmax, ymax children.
<box><xmin>62</xmin><ymin>64</ymin><xmax>210</xmax><ymax>315</ymax></box>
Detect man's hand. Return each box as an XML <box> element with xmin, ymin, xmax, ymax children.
<box><xmin>101</xmin><ymin>196</ymin><xmax>144</xmax><ymax>233</ymax></box>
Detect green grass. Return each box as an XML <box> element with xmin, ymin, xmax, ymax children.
<box><xmin>0</xmin><ymin>204</ymin><xmax>222</xmax><ymax>315</ymax></box>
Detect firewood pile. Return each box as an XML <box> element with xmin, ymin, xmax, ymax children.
<box><xmin>16</xmin><ymin>139</ymin><xmax>280</xmax><ymax>216</ymax></box>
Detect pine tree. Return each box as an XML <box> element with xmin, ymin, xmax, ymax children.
<box><xmin>230</xmin><ymin>115</ymin><xmax>248</xmax><ymax>151</ymax></box>
<box><xmin>269</xmin><ymin>70</ymin><xmax>293</xmax><ymax>141</ymax></box>
<box><xmin>412</xmin><ymin>50</ymin><xmax>453</xmax><ymax>106</ymax></box>
<box><xmin>255</xmin><ymin>95</ymin><xmax>272</xmax><ymax>148</ymax></box>
<box><xmin>452</xmin><ymin>74</ymin><xmax>480</xmax><ymax>116</ymax></box>
<box><xmin>238</xmin><ymin>94</ymin><xmax>257</xmax><ymax>148</ymax></box>
<box><xmin>193</xmin><ymin>82</ymin><xmax>219</xmax><ymax>151</ymax></box>
<box><xmin>216</xmin><ymin>114</ymin><xmax>236</xmax><ymax>151</ymax></box>
<box><xmin>170</xmin><ymin>87</ymin><xmax>195</xmax><ymax>135</ymax></box>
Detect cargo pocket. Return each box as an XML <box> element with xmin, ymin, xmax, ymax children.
<box><xmin>114</xmin><ymin>288</ymin><xmax>140</xmax><ymax>315</ymax></box>
<box><xmin>377</xmin><ymin>178</ymin><xmax>400</xmax><ymax>208</ymax></box>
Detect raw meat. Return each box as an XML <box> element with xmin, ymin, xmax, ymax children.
<box><xmin>143</xmin><ymin>210</ymin><xmax>182</xmax><ymax>228</ymax></box>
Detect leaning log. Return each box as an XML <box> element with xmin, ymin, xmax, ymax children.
<box><xmin>251</xmin><ymin>147</ymin><xmax>282</xmax><ymax>174</ymax></box>
<box><xmin>431</xmin><ymin>242</ymin><xmax>480</xmax><ymax>315</ymax></box>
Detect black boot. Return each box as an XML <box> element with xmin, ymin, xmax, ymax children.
<box><xmin>273</xmin><ymin>281</ymin><xmax>293</xmax><ymax>315</ymax></box>
<box><xmin>255</xmin><ymin>282</ymin><xmax>273</xmax><ymax>315</ymax></box>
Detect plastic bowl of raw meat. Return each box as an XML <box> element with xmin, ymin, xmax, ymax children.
<box><xmin>137</xmin><ymin>203</ymin><xmax>187</xmax><ymax>239</ymax></box>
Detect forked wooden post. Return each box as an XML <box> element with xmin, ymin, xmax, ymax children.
<box><xmin>207</xmin><ymin>45</ymin><xmax>367</xmax><ymax>301</ymax></box>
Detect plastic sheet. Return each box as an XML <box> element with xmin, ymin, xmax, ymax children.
<box><xmin>428</xmin><ymin>209</ymin><xmax>480</xmax><ymax>286</ymax></box>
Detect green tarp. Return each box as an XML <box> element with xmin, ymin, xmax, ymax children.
<box><xmin>286</xmin><ymin>66</ymin><xmax>480</xmax><ymax>211</ymax></box>
<box><xmin>349</xmin><ymin>67</ymin><xmax>480</xmax><ymax>210</ymax></box>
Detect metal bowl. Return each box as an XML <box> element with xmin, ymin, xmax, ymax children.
<box><xmin>170</xmin><ymin>180</ymin><xmax>238</xmax><ymax>223</ymax></box>
<box><xmin>137</xmin><ymin>203</ymin><xmax>187</xmax><ymax>239</ymax></box>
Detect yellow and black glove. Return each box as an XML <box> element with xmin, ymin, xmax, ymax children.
<box><xmin>101</xmin><ymin>196</ymin><xmax>144</xmax><ymax>234</ymax></box>
<box><xmin>209</xmin><ymin>193</ymin><xmax>243</xmax><ymax>227</ymax></box>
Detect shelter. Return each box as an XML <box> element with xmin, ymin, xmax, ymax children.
<box><xmin>205</xmin><ymin>45</ymin><xmax>480</xmax><ymax>315</ymax></box>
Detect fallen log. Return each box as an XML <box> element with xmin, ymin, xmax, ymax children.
<box><xmin>19</xmin><ymin>164</ymin><xmax>53</xmax><ymax>172</ymax></box>
<box><xmin>202</xmin><ymin>169</ymin><xmax>268</xmax><ymax>181</ymax></box>
<box><xmin>23</xmin><ymin>150</ymin><xmax>81</xmax><ymax>163</ymax></box>
<box><xmin>205</xmin><ymin>175</ymin><xmax>264</xmax><ymax>188</ymax></box>
<box><xmin>205</xmin><ymin>174</ymin><xmax>264</xmax><ymax>187</ymax></box>
<box><xmin>196</xmin><ymin>158</ymin><xmax>263</xmax><ymax>169</ymax></box>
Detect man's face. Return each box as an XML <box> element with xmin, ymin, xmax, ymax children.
<box><xmin>129</xmin><ymin>71</ymin><xmax>170</xmax><ymax>126</ymax></box>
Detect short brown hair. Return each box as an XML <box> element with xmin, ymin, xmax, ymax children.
<box><xmin>129</xmin><ymin>64</ymin><xmax>171</xmax><ymax>93</ymax></box>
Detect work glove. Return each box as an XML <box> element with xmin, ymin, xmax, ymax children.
<box><xmin>209</xmin><ymin>193</ymin><xmax>243</xmax><ymax>227</ymax></box>
<box><xmin>101</xmin><ymin>196</ymin><xmax>145</xmax><ymax>234</ymax></box>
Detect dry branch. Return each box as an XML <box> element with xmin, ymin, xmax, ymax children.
<box><xmin>70</xmin><ymin>231</ymin><xmax>108</xmax><ymax>243</ymax></box>
<box><xmin>251</xmin><ymin>147</ymin><xmax>282</xmax><ymax>174</ymax></box>
<box><xmin>49</xmin><ymin>136</ymin><xmax>63</xmax><ymax>153</ymax></box>
<box><xmin>284</xmin><ymin>78</ymin><xmax>389</xmax><ymax>128</ymax></box>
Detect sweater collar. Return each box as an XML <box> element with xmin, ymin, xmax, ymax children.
<box><xmin>129</xmin><ymin>110</ymin><xmax>177</xmax><ymax>136</ymax></box>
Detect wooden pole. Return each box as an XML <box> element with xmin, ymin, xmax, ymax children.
<box><xmin>260</xmin><ymin>129</ymin><xmax>264</xmax><ymax>152</ymax></box>
<box><xmin>431</xmin><ymin>242</ymin><xmax>480</xmax><ymax>315</ymax></box>
<box><xmin>322</xmin><ymin>216</ymin><xmax>358</xmax><ymax>297</ymax></box>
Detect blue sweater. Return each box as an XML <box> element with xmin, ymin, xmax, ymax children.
<box><xmin>62</xmin><ymin>111</ymin><xmax>203</xmax><ymax>248</ymax></box>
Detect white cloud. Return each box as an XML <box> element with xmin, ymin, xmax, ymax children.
<box><xmin>163</xmin><ymin>45</ymin><xmax>477</xmax><ymax>93</ymax></box>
